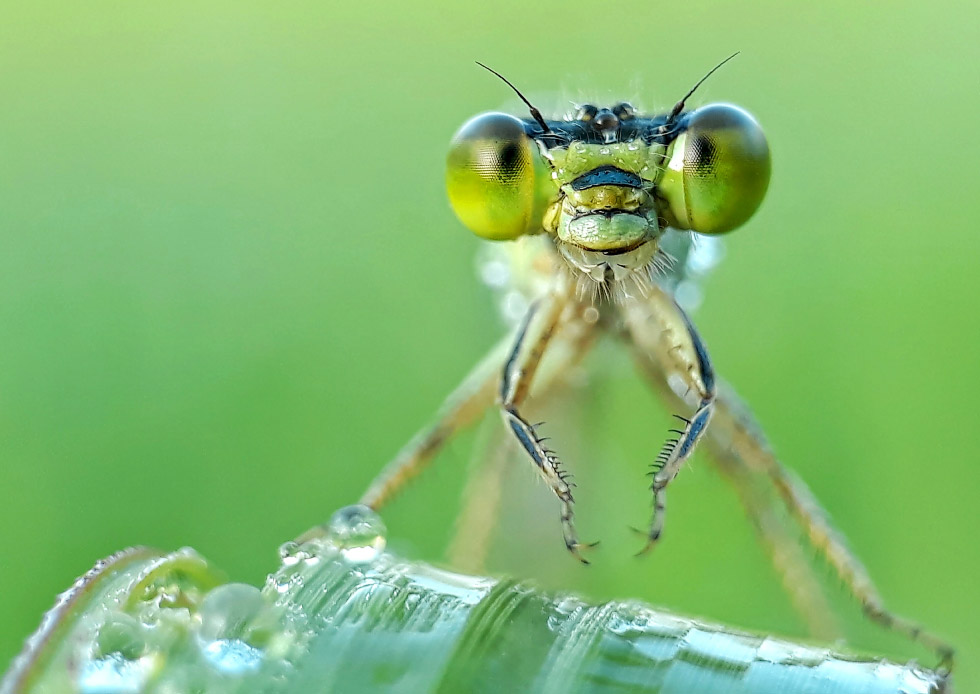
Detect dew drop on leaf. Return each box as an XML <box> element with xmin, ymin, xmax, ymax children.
<box><xmin>325</xmin><ymin>504</ymin><xmax>387</xmax><ymax>564</ymax></box>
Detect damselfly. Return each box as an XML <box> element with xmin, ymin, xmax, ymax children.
<box><xmin>358</xmin><ymin>59</ymin><xmax>953</xmax><ymax>669</ymax></box>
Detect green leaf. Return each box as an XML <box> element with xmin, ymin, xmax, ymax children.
<box><xmin>1</xmin><ymin>509</ymin><xmax>949</xmax><ymax>694</ymax></box>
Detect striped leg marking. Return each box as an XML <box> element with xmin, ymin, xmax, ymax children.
<box><xmin>500</xmin><ymin>295</ymin><xmax>596</xmax><ymax>563</ymax></box>
<box><xmin>624</xmin><ymin>290</ymin><xmax>717</xmax><ymax>555</ymax></box>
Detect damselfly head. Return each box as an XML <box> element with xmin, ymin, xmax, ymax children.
<box><xmin>445</xmin><ymin>64</ymin><xmax>771</xmax><ymax>288</ymax></box>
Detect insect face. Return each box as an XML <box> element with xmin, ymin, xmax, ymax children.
<box><xmin>446</xmin><ymin>101</ymin><xmax>770</xmax><ymax>289</ymax></box>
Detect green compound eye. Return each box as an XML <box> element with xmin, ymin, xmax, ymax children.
<box><xmin>446</xmin><ymin>112</ymin><xmax>551</xmax><ymax>241</ymax></box>
<box><xmin>658</xmin><ymin>104</ymin><xmax>771</xmax><ymax>235</ymax></box>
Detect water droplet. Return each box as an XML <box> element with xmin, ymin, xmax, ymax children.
<box><xmin>686</xmin><ymin>235</ymin><xmax>725</xmax><ymax>275</ymax></box>
<box><xmin>271</xmin><ymin>570</ymin><xmax>304</xmax><ymax>594</ymax></box>
<box><xmin>94</xmin><ymin>614</ymin><xmax>146</xmax><ymax>660</ymax></box>
<box><xmin>501</xmin><ymin>290</ymin><xmax>530</xmax><ymax>325</ymax></box>
<box><xmin>196</xmin><ymin>583</ymin><xmax>281</xmax><ymax>676</ymax></box>
<box><xmin>200</xmin><ymin>639</ymin><xmax>263</xmax><ymax>675</ymax></box>
<box><xmin>674</xmin><ymin>279</ymin><xmax>704</xmax><ymax>312</ymax></box>
<box><xmin>279</xmin><ymin>539</ymin><xmax>322</xmax><ymax>570</ymax></box>
<box><xmin>278</xmin><ymin>541</ymin><xmax>302</xmax><ymax>567</ymax></box>
<box><xmin>554</xmin><ymin>597</ymin><xmax>585</xmax><ymax>616</ymax></box>
<box><xmin>79</xmin><ymin>653</ymin><xmax>154</xmax><ymax>694</ymax></box>
<box><xmin>476</xmin><ymin>245</ymin><xmax>511</xmax><ymax>289</ymax></box>
<box><xmin>325</xmin><ymin>504</ymin><xmax>387</xmax><ymax>564</ymax></box>
<box><xmin>199</xmin><ymin>583</ymin><xmax>271</xmax><ymax>644</ymax></box>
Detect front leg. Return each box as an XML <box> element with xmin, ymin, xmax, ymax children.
<box><xmin>500</xmin><ymin>291</ymin><xmax>595</xmax><ymax>563</ymax></box>
<box><xmin>622</xmin><ymin>286</ymin><xmax>717</xmax><ymax>553</ymax></box>
<box><xmin>626</xmin><ymin>295</ymin><xmax>954</xmax><ymax>667</ymax></box>
<box><xmin>449</xmin><ymin>314</ymin><xmax>599</xmax><ymax>573</ymax></box>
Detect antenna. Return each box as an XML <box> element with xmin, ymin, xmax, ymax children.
<box><xmin>475</xmin><ymin>61</ymin><xmax>552</xmax><ymax>134</ymax></box>
<box><xmin>665</xmin><ymin>52</ymin><xmax>740</xmax><ymax>125</ymax></box>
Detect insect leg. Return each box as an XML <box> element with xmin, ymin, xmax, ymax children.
<box><xmin>714</xmin><ymin>450</ymin><xmax>841</xmax><ymax>639</ymax></box>
<box><xmin>636</xmin><ymin>329</ymin><xmax>952</xmax><ymax>666</ymax></box>
<box><xmin>624</xmin><ymin>288</ymin><xmax>952</xmax><ymax>664</ymax></box>
<box><xmin>622</xmin><ymin>287</ymin><xmax>715</xmax><ymax>553</ymax></box>
<box><xmin>754</xmin><ymin>442</ymin><xmax>955</xmax><ymax>667</ymax></box>
<box><xmin>447</xmin><ymin>419</ymin><xmax>512</xmax><ymax>574</ymax></box>
<box><xmin>708</xmin><ymin>383</ymin><xmax>953</xmax><ymax>666</ymax></box>
<box><xmin>501</xmin><ymin>293</ymin><xmax>596</xmax><ymax>563</ymax></box>
<box><xmin>358</xmin><ymin>337</ymin><xmax>511</xmax><ymax>511</ymax></box>
<box><xmin>449</xmin><ymin>314</ymin><xmax>599</xmax><ymax>572</ymax></box>
<box><xmin>630</xmin><ymin>340</ymin><xmax>839</xmax><ymax>637</ymax></box>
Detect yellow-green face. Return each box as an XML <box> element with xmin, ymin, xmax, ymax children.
<box><xmin>445</xmin><ymin>102</ymin><xmax>771</xmax><ymax>266</ymax></box>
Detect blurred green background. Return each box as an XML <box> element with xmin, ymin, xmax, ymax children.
<box><xmin>2</xmin><ymin>0</ymin><xmax>978</xmax><ymax>688</ymax></box>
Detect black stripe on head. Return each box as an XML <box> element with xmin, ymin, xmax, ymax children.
<box><xmin>571</xmin><ymin>165</ymin><xmax>644</xmax><ymax>191</ymax></box>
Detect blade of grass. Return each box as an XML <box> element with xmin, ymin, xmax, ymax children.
<box><xmin>2</xmin><ymin>534</ymin><xmax>950</xmax><ymax>694</ymax></box>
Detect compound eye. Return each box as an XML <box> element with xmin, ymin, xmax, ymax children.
<box><xmin>658</xmin><ymin>104</ymin><xmax>770</xmax><ymax>235</ymax></box>
<box><xmin>446</xmin><ymin>112</ymin><xmax>544</xmax><ymax>241</ymax></box>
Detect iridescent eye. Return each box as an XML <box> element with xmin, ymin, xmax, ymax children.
<box><xmin>657</xmin><ymin>104</ymin><xmax>771</xmax><ymax>235</ymax></box>
<box><xmin>446</xmin><ymin>112</ymin><xmax>552</xmax><ymax>241</ymax></box>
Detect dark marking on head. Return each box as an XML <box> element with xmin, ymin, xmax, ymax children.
<box><xmin>524</xmin><ymin>112</ymin><xmax>678</xmax><ymax>148</ymax></box>
<box><xmin>570</xmin><ymin>165</ymin><xmax>643</xmax><ymax>191</ymax></box>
